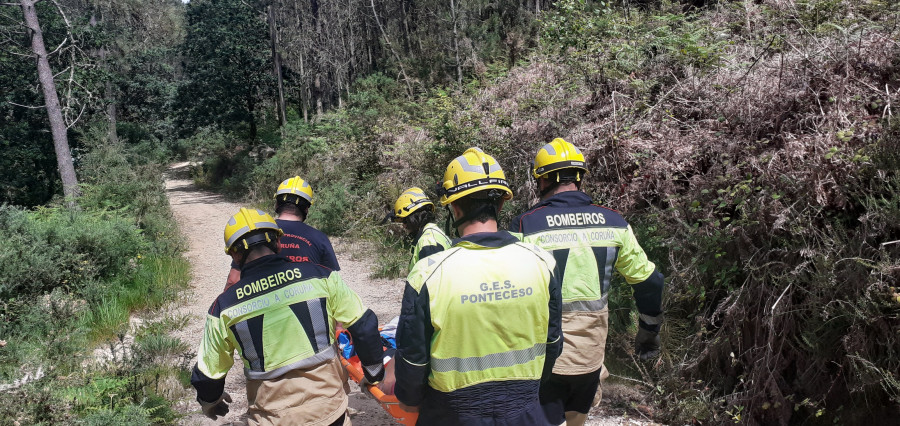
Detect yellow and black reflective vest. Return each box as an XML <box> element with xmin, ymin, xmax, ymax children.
<box><xmin>511</xmin><ymin>190</ymin><xmax>664</xmax><ymax>375</ymax></box>
<box><xmin>191</xmin><ymin>255</ymin><xmax>384</xmax><ymax>416</ymax></box>
<box><xmin>394</xmin><ymin>231</ymin><xmax>562</xmax><ymax>425</ymax></box>
<box><xmin>409</xmin><ymin>222</ymin><xmax>452</xmax><ymax>270</ymax></box>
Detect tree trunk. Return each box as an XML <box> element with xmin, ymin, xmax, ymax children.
<box><xmin>20</xmin><ymin>0</ymin><xmax>79</xmax><ymax>204</ymax></box>
<box><xmin>268</xmin><ymin>5</ymin><xmax>286</xmax><ymax>126</ymax></box>
<box><xmin>401</xmin><ymin>0</ymin><xmax>411</xmax><ymax>55</ymax></box>
<box><xmin>305</xmin><ymin>85</ymin><xmax>311</xmax><ymax>123</ymax></box>
<box><xmin>106</xmin><ymin>80</ymin><xmax>118</xmax><ymax>144</ymax></box>
<box><xmin>337</xmin><ymin>72</ymin><xmax>343</xmax><ymax>109</ymax></box>
<box><xmin>246</xmin><ymin>92</ymin><xmax>257</xmax><ymax>140</ymax></box>
<box><xmin>300</xmin><ymin>52</ymin><xmax>309</xmax><ymax>123</ymax></box>
<box><xmin>347</xmin><ymin>0</ymin><xmax>355</xmax><ymax>72</ymax></box>
<box><xmin>450</xmin><ymin>0</ymin><xmax>462</xmax><ymax>87</ymax></box>
<box><xmin>369</xmin><ymin>0</ymin><xmax>412</xmax><ymax>95</ymax></box>
<box><xmin>315</xmin><ymin>73</ymin><xmax>323</xmax><ymax>117</ymax></box>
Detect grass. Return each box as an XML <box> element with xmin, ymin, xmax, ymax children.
<box><xmin>78</xmin><ymin>255</ymin><xmax>191</xmax><ymax>343</ymax></box>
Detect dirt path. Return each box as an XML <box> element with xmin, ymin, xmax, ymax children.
<box><xmin>166</xmin><ymin>163</ymin><xmax>246</xmax><ymax>425</ymax></box>
<box><xmin>165</xmin><ymin>162</ymin><xmax>656</xmax><ymax>426</ymax></box>
<box><xmin>165</xmin><ymin>163</ymin><xmax>401</xmax><ymax>425</ymax></box>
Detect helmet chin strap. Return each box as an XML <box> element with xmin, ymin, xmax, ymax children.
<box><xmin>235</xmin><ymin>251</ymin><xmax>249</xmax><ymax>269</ymax></box>
<box><xmin>538</xmin><ymin>180</ymin><xmax>558</xmax><ymax>198</ymax></box>
<box><xmin>443</xmin><ymin>205</ymin><xmax>456</xmax><ymax>237</ymax></box>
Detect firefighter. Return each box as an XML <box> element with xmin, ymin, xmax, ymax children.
<box><xmin>393</xmin><ymin>148</ymin><xmax>563</xmax><ymax>425</ymax></box>
<box><xmin>510</xmin><ymin>138</ymin><xmax>665</xmax><ymax>426</ymax></box>
<box><xmin>226</xmin><ymin>176</ymin><xmax>340</xmax><ymax>288</ymax></box>
<box><xmin>192</xmin><ymin>208</ymin><xmax>384</xmax><ymax>425</ymax></box>
<box><xmin>390</xmin><ymin>187</ymin><xmax>452</xmax><ymax>269</ymax></box>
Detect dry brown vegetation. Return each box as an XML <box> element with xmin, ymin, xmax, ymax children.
<box><xmin>212</xmin><ymin>1</ymin><xmax>900</xmax><ymax>423</ymax></box>
<box><xmin>372</xmin><ymin>1</ymin><xmax>900</xmax><ymax>423</ymax></box>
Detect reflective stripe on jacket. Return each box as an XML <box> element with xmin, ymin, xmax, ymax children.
<box><xmin>511</xmin><ymin>190</ymin><xmax>664</xmax><ymax>375</ymax></box>
<box><xmin>191</xmin><ymin>255</ymin><xmax>383</xmax><ymax>423</ymax></box>
<box><xmin>394</xmin><ymin>230</ymin><xmax>563</xmax><ymax>421</ymax></box>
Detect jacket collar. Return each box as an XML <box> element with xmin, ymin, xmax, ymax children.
<box><xmin>240</xmin><ymin>254</ymin><xmax>287</xmax><ymax>278</ymax></box>
<box><xmin>453</xmin><ymin>230</ymin><xmax>520</xmax><ymax>249</ymax></box>
<box><xmin>416</xmin><ymin>222</ymin><xmax>442</xmax><ymax>240</ymax></box>
<box><xmin>533</xmin><ymin>190</ymin><xmax>592</xmax><ymax>209</ymax></box>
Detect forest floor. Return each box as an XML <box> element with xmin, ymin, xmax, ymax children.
<box><xmin>164</xmin><ymin>162</ymin><xmax>658</xmax><ymax>425</ymax></box>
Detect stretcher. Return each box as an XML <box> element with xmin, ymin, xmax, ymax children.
<box><xmin>336</xmin><ymin>328</ymin><xmax>418</xmax><ymax>426</ymax></box>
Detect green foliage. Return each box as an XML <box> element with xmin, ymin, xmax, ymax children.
<box><xmin>306</xmin><ymin>182</ymin><xmax>356</xmax><ymax>235</ymax></box>
<box><xmin>0</xmin><ymin>1</ymin><xmax>77</xmax><ymax>207</ymax></box>
<box><xmin>365</xmin><ymin>225</ymin><xmax>413</xmax><ymax>279</ymax></box>
<box><xmin>183</xmin><ymin>127</ymin><xmax>250</xmax><ymax>193</ymax></box>
<box><xmin>147</xmin><ymin>1</ymin><xmax>900</xmax><ymax>422</ymax></box>
<box><xmin>542</xmin><ymin>0</ymin><xmax>726</xmax><ymax>96</ymax></box>
<box><xmin>0</xmin><ymin>0</ymin><xmax>185</xmax><ymax>207</ymax></box>
<box><xmin>79</xmin><ymin>404</ymin><xmax>155</xmax><ymax>426</ymax></box>
<box><xmin>0</xmin><ymin>117</ymin><xmax>190</xmax><ymax>422</ymax></box>
<box><xmin>0</xmin><ymin>206</ymin><xmax>146</xmax><ymax>300</ymax></box>
<box><xmin>177</xmin><ymin>0</ymin><xmax>272</xmax><ymax>139</ymax></box>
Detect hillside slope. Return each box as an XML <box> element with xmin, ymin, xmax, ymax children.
<box><xmin>196</xmin><ymin>3</ymin><xmax>899</xmax><ymax>425</ymax></box>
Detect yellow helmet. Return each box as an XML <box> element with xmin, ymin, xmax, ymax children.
<box><xmin>274</xmin><ymin>176</ymin><xmax>314</xmax><ymax>205</ymax></box>
<box><xmin>223</xmin><ymin>208</ymin><xmax>284</xmax><ymax>253</ymax></box>
<box><xmin>439</xmin><ymin>147</ymin><xmax>513</xmax><ymax>206</ymax></box>
<box><xmin>532</xmin><ymin>138</ymin><xmax>588</xmax><ymax>180</ymax></box>
<box><xmin>392</xmin><ymin>187</ymin><xmax>434</xmax><ymax>222</ymax></box>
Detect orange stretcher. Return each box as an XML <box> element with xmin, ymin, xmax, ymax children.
<box><xmin>336</xmin><ymin>328</ymin><xmax>418</xmax><ymax>426</ymax></box>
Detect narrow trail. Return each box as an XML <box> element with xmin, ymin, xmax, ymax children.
<box><xmin>164</xmin><ymin>162</ymin><xmax>654</xmax><ymax>426</ymax></box>
<box><xmin>165</xmin><ymin>163</ymin><xmax>400</xmax><ymax>425</ymax></box>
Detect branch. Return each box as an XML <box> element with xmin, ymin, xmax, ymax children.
<box><xmin>47</xmin><ymin>35</ymin><xmax>67</xmax><ymax>56</ymax></box>
<box><xmin>65</xmin><ymin>102</ymin><xmax>85</xmax><ymax>129</ymax></box>
<box><xmin>52</xmin><ymin>64</ymin><xmax>71</xmax><ymax>80</ymax></box>
<box><xmin>48</xmin><ymin>0</ymin><xmax>69</xmax><ymax>29</ymax></box>
<box><xmin>6</xmin><ymin>101</ymin><xmax>45</xmax><ymax>109</ymax></box>
<box><xmin>0</xmin><ymin>46</ymin><xmax>35</xmax><ymax>58</ymax></box>
<box><xmin>368</xmin><ymin>0</ymin><xmax>412</xmax><ymax>96</ymax></box>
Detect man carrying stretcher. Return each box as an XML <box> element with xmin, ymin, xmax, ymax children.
<box><xmin>191</xmin><ymin>208</ymin><xmax>384</xmax><ymax>425</ymax></box>
<box><xmin>388</xmin><ymin>148</ymin><xmax>564</xmax><ymax>425</ymax></box>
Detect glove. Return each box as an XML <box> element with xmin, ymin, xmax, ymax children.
<box><xmin>359</xmin><ymin>377</ymin><xmax>380</xmax><ymax>399</ymax></box>
<box><xmin>199</xmin><ymin>392</ymin><xmax>231</xmax><ymax>420</ymax></box>
<box><xmin>634</xmin><ymin>328</ymin><xmax>660</xmax><ymax>361</ymax></box>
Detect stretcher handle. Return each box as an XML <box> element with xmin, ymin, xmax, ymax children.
<box><xmin>339</xmin><ymin>354</ymin><xmax>391</xmax><ymax>400</ymax></box>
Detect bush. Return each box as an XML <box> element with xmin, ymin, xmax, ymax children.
<box><xmin>178</xmin><ymin>2</ymin><xmax>900</xmax><ymax>421</ymax></box>
<box><xmin>0</xmin><ymin>206</ymin><xmax>146</xmax><ymax>301</ymax></box>
<box><xmin>182</xmin><ymin>127</ymin><xmax>251</xmax><ymax>192</ymax></box>
<box><xmin>78</xmin><ymin>126</ymin><xmax>184</xmax><ymax>255</ymax></box>
<box><xmin>0</xmin><ymin>120</ymin><xmax>190</xmax><ymax>423</ymax></box>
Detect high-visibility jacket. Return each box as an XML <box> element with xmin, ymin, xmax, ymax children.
<box><xmin>191</xmin><ymin>255</ymin><xmax>383</xmax><ymax>425</ymax></box>
<box><xmin>409</xmin><ymin>222</ymin><xmax>452</xmax><ymax>270</ymax></box>
<box><xmin>510</xmin><ymin>190</ymin><xmax>664</xmax><ymax>375</ymax></box>
<box><xmin>395</xmin><ymin>231</ymin><xmax>563</xmax><ymax>425</ymax></box>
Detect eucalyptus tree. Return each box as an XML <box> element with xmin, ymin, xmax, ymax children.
<box><xmin>1</xmin><ymin>0</ymin><xmax>81</xmax><ymax>205</ymax></box>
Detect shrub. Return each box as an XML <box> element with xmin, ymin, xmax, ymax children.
<box><xmin>176</xmin><ymin>3</ymin><xmax>900</xmax><ymax>422</ymax></box>
<box><xmin>0</xmin><ymin>120</ymin><xmax>190</xmax><ymax>423</ymax></box>
<box><xmin>0</xmin><ymin>206</ymin><xmax>145</xmax><ymax>301</ymax></box>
